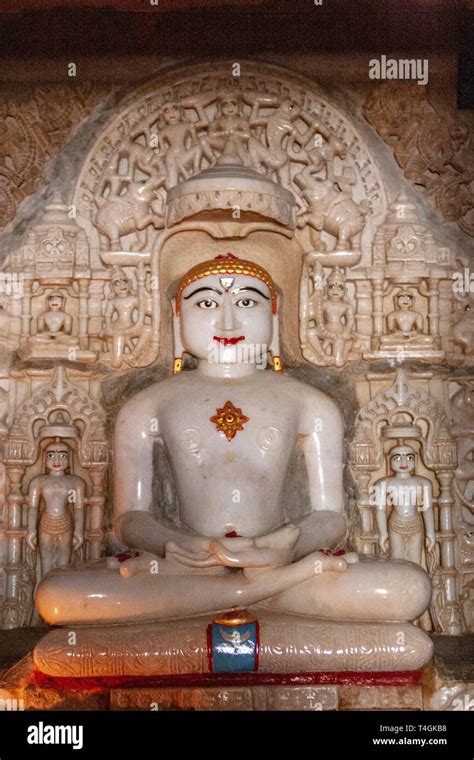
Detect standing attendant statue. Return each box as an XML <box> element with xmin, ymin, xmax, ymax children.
<box><xmin>374</xmin><ymin>445</ymin><xmax>436</xmax><ymax>567</ymax></box>
<box><xmin>26</xmin><ymin>441</ymin><xmax>86</xmax><ymax>579</ymax></box>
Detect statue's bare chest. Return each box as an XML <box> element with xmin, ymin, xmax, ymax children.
<box><xmin>158</xmin><ymin>383</ymin><xmax>297</xmax><ymax>460</ymax></box>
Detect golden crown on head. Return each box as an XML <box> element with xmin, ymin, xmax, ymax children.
<box><xmin>175</xmin><ymin>253</ymin><xmax>278</xmax><ymax>315</ymax></box>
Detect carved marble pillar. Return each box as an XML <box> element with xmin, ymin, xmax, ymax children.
<box><xmin>78</xmin><ymin>278</ymin><xmax>90</xmax><ymax>350</ymax></box>
<box><xmin>370</xmin><ymin>270</ymin><xmax>385</xmax><ymax>342</ymax></box>
<box><xmin>3</xmin><ymin>465</ymin><xmax>26</xmax><ymax>629</ymax></box>
<box><xmin>354</xmin><ymin>279</ymin><xmax>372</xmax><ymax>339</ymax></box>
<box><xmin>420</xmin><ymin>275</ymin><xmax>441</xmax><ymax>343</ymax></box>
<box><xmin>437</xmin><ymin>469</ymin><xmax>463</xmax><ymax>634</ymax></box>
<box><xmin>87</xmin><ymin>467</ymin><xmax>106</xmax><ymax>561</ymax></box>
<box><xmin>20</xmin><ymin>280</ymin><xmax>32</xmax><ymax>340</ymax></box>
<box><xmin>353</xmin><ymin>472</ymin><xmax>376</xmax><ymax>555</ymax></box>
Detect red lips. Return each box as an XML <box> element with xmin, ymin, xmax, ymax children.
<box><xmin>213</xmin><ymin>336</ymin><xmax>245</xmax><ymax>345</ymax></box>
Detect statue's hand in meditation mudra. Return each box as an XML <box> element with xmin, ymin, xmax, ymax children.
<box><xmin>36</xmin><ymin>254</ymin><xmax>431</xmax><ymax>626</ymax></box>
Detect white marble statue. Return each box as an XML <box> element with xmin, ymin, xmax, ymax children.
<box><xmin>373</xmin><ymin>445</ymin><xmax>436</xmax><ymax>566</ymax></box>
<box><xmin>26</xmin><ymin>441</ymin><xmax>86</xmax><ymax>579</ymax></box>
<box><xmin>34</xmin><ymin>292</ymin><xmax>77</xmax><ymax>347</ymax></box>
<box><xmin>103</xmin><ymin>265</ymin><xmax>152</xmax><ymax>368</ymax></box>
<box><xmin>306</xmin><ymin>266</ymin><xmax>355</xmax><ymax>367</ymax></box>
<box><xmin>380</xmin><ymin>290</ymin><xmax>434</xmax><ymax>349</ymax></box>
<box><xmin>35</xmin><ymin>254</ymin><xmax>431</xmax><ymax>626</ymax></box>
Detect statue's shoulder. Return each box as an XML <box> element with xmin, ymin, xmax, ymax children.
<box><xmin>119</xmin><ymin>373</ymin><xmax>189</xmax><ymax>413</ymax></box>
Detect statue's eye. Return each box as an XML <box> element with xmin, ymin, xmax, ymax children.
<box><xmin>47</xmin><ymin>452</ymin><xmax>54</xmax><ymax>458</ymax></box>
<box><xmin>236</xmin><ymin>298</ymin><xmax>257</xmax><ymax>308</ymax></box>
<box><xmin>197</xmin><ymin>299</ymin><xmax>218</xmax><ymax>309</ymax></box>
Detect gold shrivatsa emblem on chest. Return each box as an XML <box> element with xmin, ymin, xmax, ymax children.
<box><xmin>210</xmin><ymin>401</ymin><xmax>250</xmax><ymax>442</ymax></box>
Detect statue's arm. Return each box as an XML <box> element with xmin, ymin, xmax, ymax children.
<box><xmin>113</xmin><ymin>388</ymin><xmax>160</xmax><ymax>519</ymax></box>
<box><xmin>293</xmin><ymin>392</ymin><xmax>346</xmax><ymax>557</ymax></box>
<box><xmin>113</xmin><ymin>388</ymin><xmax>209</xmax><ymax>555</ymax></box>
<box><xmin>63</xmin><ymin>313</ymin><xmax>73</xmax><ymax>335</ymax></box>
<box><xmin>414</xmin><ymin>313</ymin><xmax>424</xmax><ymax>334</ymax></box>
<box><xmin>374</xmin><ymin>478</ymin><xmax>389</xmax><ymax>553</ymax></box>
<box><xmin>26</xmin><ymin>477</ymin><xmax>40</xmax><ymax>550</ymax></box>
<box><xmin>345</xmin><ymin>303</ymin><xmax>356</xmax><ymax>333</ymax></box>
<box><xmin>72</xmin><ymin>479</ymin><xmax>86</xmax><ymax>550</ymax></box>
<box><xmin>300</xmin><ymin>392</ymin><xmax>344</xmax><ymax>513</ymax></box>
<box><xmin>386</xmin><ymin>312</ymin><xmax>396</xmax><ymax>332</ymax></box>
<box><xmin>104</xmin><ymin>300</ymin><xmax>114</xmax><ymax>330</ymax></box>
<box><xmin>421</xmin><ymin>479</ymin><xmax>436</xmax><ymax>552</ymax></box>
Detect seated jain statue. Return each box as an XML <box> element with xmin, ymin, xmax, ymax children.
<box><xmin>380</xmin><ymin>290</ymin><xmax>434</xmax><ymax>350</ymax></box>
<box><xmin>36</xmin><ymin>254</ymin><xmax>431</xmax><ymax>631</ymax></box>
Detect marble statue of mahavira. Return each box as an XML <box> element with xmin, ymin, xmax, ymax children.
<box><xmin>36</xmin><ymin>253</ymin><xmax>431</xmax><ymax>626</ymax></box>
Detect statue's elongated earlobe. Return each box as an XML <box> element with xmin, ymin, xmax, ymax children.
<box><xmin>270</xmin><ymin>309</ymin><xmax>283</xmax><ymax>372</ymax></box>
<box><xmin>172</xmin><ymin>298</ymin><xmax>184</xmax><ymax>374</ymax></box>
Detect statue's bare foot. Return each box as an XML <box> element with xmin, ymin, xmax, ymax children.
<box><xmin>311</xmin><ymin>551</ymin><xmax>347</xmax><ymax>575</ymax></box>
<box><xmin>118</xmin><ymin>551</ymin><xmax>160</xmax><ymax>578</ymax></box>
<box><xmin>243</xmin><ymin>549</ymin><xmax>347</xmax><ymax>581</ymax></box>
<box><xmin>344</xmin><ymin>551</ymin><xmax>359</xmax><ymax>564</ymax></box>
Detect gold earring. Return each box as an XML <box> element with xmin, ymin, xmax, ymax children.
<box><xmin>173</xmin><ymin>357</ymin><xmax>183</xmax><ymax>374</ymax></box>
<box><xmin>272</xmin><ymin>355</ymin><xmax>283</xmax><ymax>372</ymax></box>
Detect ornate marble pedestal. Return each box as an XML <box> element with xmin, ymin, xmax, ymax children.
<box><xmin>32</xmin><ymin>610</ymin><xmax>433</xmax><ymax>677</ymax></box>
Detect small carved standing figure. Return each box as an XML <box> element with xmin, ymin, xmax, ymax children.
<box><xmin>374</xmin><ymin>445</ymin><xmax>436</xmax><ymax>566</ymax></box>
<box><xmin>103</xmin><ymin>265</ymin><xmax>151</xmax><ymax>368</ymax></box>
<box><xmin>306</xmin><ymin>266</ymin><xmax>355</xmax><ymax>367</ymax></box>
<box><xmin>26</xmin><ymin>441</ymin><xmax>86</xmax><ymax>579</ymax></box>
<box><xmin>206</xmin><ymin>91</ymin><xmax>251</xmax><ymax>166</ymax></box>
<box><xmin>156</xmin><ymin>101</ymin><xmax>214</xmax><ymax>189</ymax></box>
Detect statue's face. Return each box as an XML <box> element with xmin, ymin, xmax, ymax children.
<box><xmin>397</xmin><ymin>293</ymin><xmax>413</xmax><ymax>310</ymax></box>
<box><xmin>112</xmin><ymin>273</ymin><xmax>130</xmax><ymax>296</ymax></box>
<box><xmin>390</xmin><ymin>448</ymin><xmax>416</xmax><ymax>474</ymax></box>
<box><xmin>47</xmin><ymin>295</ymin><xmax>62</xmax><ymax>310</ymax></box>
<box><xmin>327</xmin><ymin>280</ymin><xmax>345</xmax><ymax>301</ymax></box>
<box><xmin>220</xmin><ymin>97</ymin><xmax>239</xmax><ymax>117</ymax></box>
<box><xmin>180</xmin><ymin>273</ymin><xmax>273</xmax><ymax>363</ymax></box>
<box><xmin>46</xmin><ymin>444</ymin><xmax>69</xmax><ymax>472</ymax></box>
<box><xmin>280</xmin><ymin>99</ymin><xmax>295</xmax><ymax>115</ymax></box>
<box><xmin>162</xmin><ymin>103</ymin><xmax>181</xmax><ymax>124</ymax></box>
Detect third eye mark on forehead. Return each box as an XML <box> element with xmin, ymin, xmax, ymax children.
<box><xmin>183</xmin><ymin>286</ymin><xmax>270</xmax><ymax>300</ymax></box>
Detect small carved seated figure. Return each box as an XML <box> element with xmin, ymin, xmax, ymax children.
<box><xmin>34</xmin><ymin>292</ymin><xmax>77</xmax><ymax>346</ymax></box>
<box><xmin>36</xmin><ymin>254</ymin><xmax>431</xmax><ymax>640</ymax></box>
<box><xmin>22</xmin><ymin>292</ymin><xmax>98</xmax><ymax>363</ymax></box>
<box><xmin>380</xmin><ymin>290</ymin><xmax>434</xmax><ymax>349</ymax></box>
<box><xmin>373</xmin><ymin>445</ymin><xmax>436</xmax><ymax>566</ymax></box>
<box><xmin>26</xmin><ymin>441</ymin><xmax>86</xmax><ymax>579</ymax></box>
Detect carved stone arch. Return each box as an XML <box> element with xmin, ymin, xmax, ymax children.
<box><xmin>4</xmin><ymin>367</ymin><xmax>107</xmax><ymax>469</ymax></box>
<box><xmin>352</xmin><ymin>369</ymin><xmax>454</xmax><ymax>472</ymax></box>
<box><xmin>72</xmin><ymin>59</ymin><xmax>389</xmax><ymax>268</ymax></box>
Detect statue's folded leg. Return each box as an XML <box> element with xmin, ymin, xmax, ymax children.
<box><xmin>35</xmin><ymin>552</ymin><xmax>345</xmax><ymax>626</ymax></box>
<box><xmin>36</xmin><ymin>554</ymin><xmax>430</xmax><ymax>626</ymax></box>
<box><xmin>262</xmin><ymin>556</ymin><xmax>432</xmax><ymax>622</ymax></box>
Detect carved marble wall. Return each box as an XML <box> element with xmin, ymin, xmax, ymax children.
<box><xmin>0</xmin><ymin>59</ymin><xmax>472</xmax><ymax>633</ymax></box>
